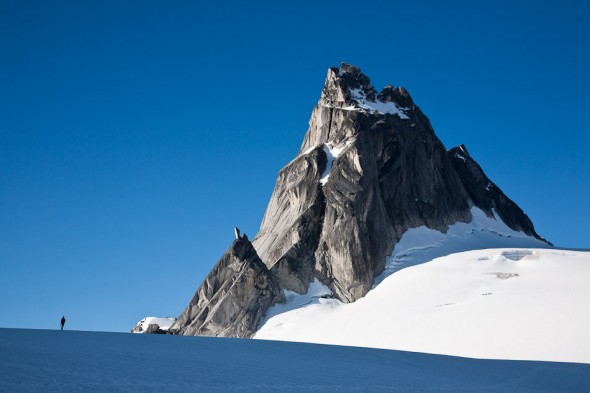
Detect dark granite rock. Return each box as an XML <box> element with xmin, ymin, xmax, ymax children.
<box><xmin>448</xmin><ymin>144</ymin><xmax>547</xmax><ymax>243</ymax></box>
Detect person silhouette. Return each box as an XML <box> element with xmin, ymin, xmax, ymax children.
<box><xmin>60</xmin><ymin>316</ymin><xmax>66</xmax><ymax>330</ymax></box>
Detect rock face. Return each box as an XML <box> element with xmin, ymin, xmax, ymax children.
<box><xmin>169</xmin><ymin>235</ymin><xmax>284</xmax><ymax>338</ymax></box>
<box><xmin>171</xmin><ymin>63</ymin><xmax>546</xmax><ymax>337</ymax></box>
<box><xmin>447</xmin><ymin>144</ymin><xmax>548</xmax><ymax>242</ymax></box>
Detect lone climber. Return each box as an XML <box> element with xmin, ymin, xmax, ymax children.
<box><xmin>60</xmin><ymin>316</ymin><xmax>66</xmax><ymax>330</ymax></box>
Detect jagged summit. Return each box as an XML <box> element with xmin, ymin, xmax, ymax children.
<box><xmin>299</xmin><ymin>63</ymin><xmax>431</xmax><ymax>154</ymax></box>
<box><xmin>318</xmin><ymin>62</ymin><xmax>415</xmax><ymax>119</ymax></box>
<box><xmin>170</xmin><ymin>64</ymin><xmax>548</xmax><ymax>338</ymax></box>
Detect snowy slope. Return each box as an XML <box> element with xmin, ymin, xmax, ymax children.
<box><xmin>376</xmin><ymin>207</ymin><xmax>549</xmax><ymax>284</ymax></box>
<box><xmin>256</xmin><ymin>247</ymin><xmax>590</xmax><ymax>363</ymax></box>
<box><xmin>1</xmin><ymin>328</ymin><xmax>589</xmax><ymax>393</ymax></box>
<box><xmin>254</xmin><ymin>209</ymin><xmax>590</xmax><ymax>363</ymax></box>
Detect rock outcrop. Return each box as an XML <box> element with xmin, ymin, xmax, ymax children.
<box><xmin>131</xmin><ymin>317</ymin><xmax>177</xmax><ymax>334</ymax></box>
<box><xmin>169</xmin><ymin>235</ymin><xmax>284</xmax><ymax>338</ymax></box>
<box><xmin>171</xmin><ymin>63</ymin><xmax>547</xmax><ymax>337</ymax></box>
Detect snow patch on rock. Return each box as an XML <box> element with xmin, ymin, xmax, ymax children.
<box><xmin>349</xmin><ymin>88</ymin><xmax>410</xmax><ymax>118</ymax></box>
<box><xmin>131</xmin><ymin>317</ymin><xmax>176</xmax><ymax>333</ymax></box>
<box><xmin>320</xmin><ymin>141</ymin><xmax>353</xmax><ymax>185</ymax></box>
<box><xmin>455</xmin><ymin>153</ymin><xmax>467</xmax><ymax>162</ymax></box>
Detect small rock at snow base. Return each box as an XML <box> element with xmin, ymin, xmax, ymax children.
<box><xmin>144</xmin><ymin>324</ymin><xmax>167</xmax><ymax>334</ymax></box>
<box><xmin>131</xmin><ymin>317</ymin><xmax>176</xmax><ymax>334</ymax></box>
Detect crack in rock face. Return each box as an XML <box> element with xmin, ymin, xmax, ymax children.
<box><xmin>499</xmin><ymin>250</ymin><xmax>534</xmax><ymax>261</ymax></box>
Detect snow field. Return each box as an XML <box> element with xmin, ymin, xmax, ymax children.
<box><xmin>256</xmin><ymin>248</ymin><xmax>590</xmax><ymax>363</ymax></box>
<box><xmin>255</xmin><ymin>208</ymin><xmax>590</xmax><ymax>363</ymax></box>
<box><xmin>1</xmin><ymin>328</ymin><xmax>589</xmax><ymax>392</ymax></box>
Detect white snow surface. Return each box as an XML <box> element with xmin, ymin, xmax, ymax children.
<box><xmin>2</xmin><ymin>328</ymin><xmax>589</xmax><ymax>392</ymax></box>
<box><xmin>132</xmin><ymin>316</ymin><xmax>176</xmax><ymax>333</ymax></box>
<box><xmin>256</xmin><ymin>247</ymin><xmax>590</xmax><ymax>363</ymax></box>
<box><xmin>375</xmin><ymin>207</ymin><xmax>548</xmax><ymax>284</ymax></box>
<box><xmin>319</xmin><ymin>141</ymin><xmax>352</xmax><ymax>185</ymax></box>
<box><xmin>256</xmin><ymin>208</ymin><xmax>590</xmax><ymax>363</ymax></box>
<box><xmin>258</xmin><ymin>278</ymin><xmax>335</xmax><ymax>328</ymax></box>
<box><xmin>348</xmin><ymin>88</ymin><xmax>410</xmax><ymax>118</ymax></box>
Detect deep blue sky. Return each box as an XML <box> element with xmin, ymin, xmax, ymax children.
<box><xmin>1</xmin><ymin>1</ymin><xmax>589</xmax><ymax>332</ymax></box>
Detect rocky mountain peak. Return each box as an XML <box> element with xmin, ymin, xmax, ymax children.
<box><xmin>318</xmin><ymin>62</ymin><xmax>414</xmax><ymax>119</ymax></box>
<box><xmin>320</xmin><ymin>63</ymin><xmax>376</xmax><ymax>106</ymax></box>
<box><xmin>300</xmin><ymin>64</ymin><xmax>423</xmax><ymax>154</ymax></box>
<box><xmin>169</xmin><ymin>64</ymin><xmax>548</xmax><ymax>338</ymax></box>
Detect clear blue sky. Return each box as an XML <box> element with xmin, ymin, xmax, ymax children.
<box><xmin>1</xmin><ymin>1</ymin><xmax>589</xmax><ymax>332</ymax></box>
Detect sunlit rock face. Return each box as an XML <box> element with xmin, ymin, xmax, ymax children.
<box><xmin>170</xmin><ymin>236</ymin><xmax>283</xmax><ymax>338</ymax></box>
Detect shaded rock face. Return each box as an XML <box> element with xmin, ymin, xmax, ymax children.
<box><xmin>170</xmin><ymin>236</ymin><xmax>284</xmax><ymax>338</ymax></box>
<box><xmin>253</xmin><ymin>147</ymin><xmax>327</xmax><ymax>294</ymax></box>
<box><xmin>448</xmin><ymin>144</ymin><xmax>547</xmax><ymax>242</ymax></box>
<box><xmin>144</xmin><ymin>324</ymin><xmax>167</xmax><ymax>334</ymax></box>
<box><xmin>173</xmin><ymin>62</ymin><xmax>546</xmax><ymax>337</ymax></box>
